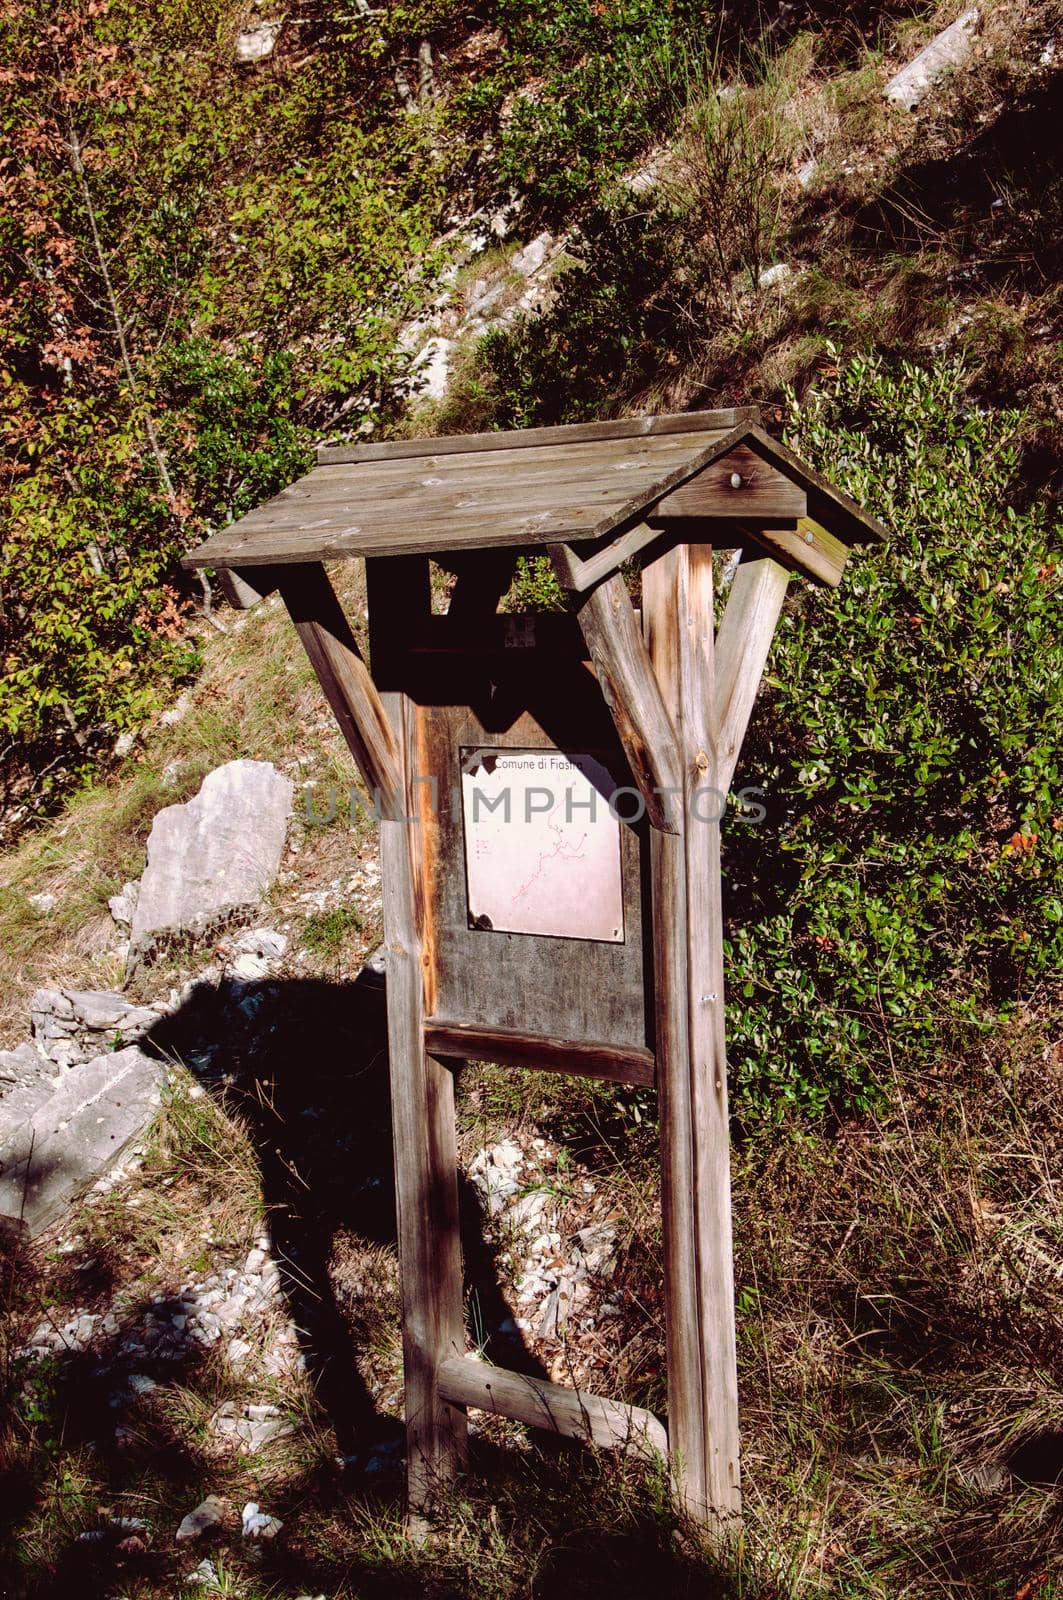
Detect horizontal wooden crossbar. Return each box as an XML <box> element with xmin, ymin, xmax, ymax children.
<box><xmin>437</xmin><ymin>1356</ymin><xmax>667</xmax><ymax>1459</ymax></box>
<box><xmin>424</xmin><ymin>1020</ymin><xmax>655</xmax><ymax>1087</ymax></box>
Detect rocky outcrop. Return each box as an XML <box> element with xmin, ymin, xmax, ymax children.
<box><xmin>31</xmin><ymin>987</ymin><xmax>162</xmax><ymax>1069</ymax></box>
<box><xmin>129</xmin><ymin>760</ymin><xmax>292</xmax><ymax>962</ymax></box>
<box><xmin>884</xmin><ymin>10</ymin><xmax>979</xmax><ymax>110</ymax></box>
<box><xmin>0</xmin><ymin>1045</ymin><xmax>169</xmax><ymax>1237</ymax></box>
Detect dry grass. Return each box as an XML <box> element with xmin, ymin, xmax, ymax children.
<box><xmin>0</xmin><ymin>564</ymin><xmax>376</xmax><ymax>1045</ymax></box>
<box><xmin>1</xmin><ymin>996</ymin><xmax>1059</xmax><ymax>1598</ymax></box>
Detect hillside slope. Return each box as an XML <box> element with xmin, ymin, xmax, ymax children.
<box><xmin>1</xmin><ymin>3</ymin><xmax>1061</xmax><ymax>1596</ymax></box>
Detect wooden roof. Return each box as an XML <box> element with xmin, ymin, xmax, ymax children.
<box><xmin>184</xmin><ymin>406</ymin><xmax>887</xmax><ymax>576</ymax></box>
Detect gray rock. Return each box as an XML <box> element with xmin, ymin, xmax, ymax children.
<box><xmin>0</xmin><ymin>1046</ymin><xmax>169</xmax><ymax>1237</ymax></box>
<box><xmin>159</xmin><ymin>690</ymin><xmax>191</xmax><ymax>727</ymax></box>
<box><xmin>410</xmin><ymin>336</ymin><xmax>453</xmax><ymax>401</ymax></box>
<box><xmin>758</xmin><ymin>262</ymin><xmax>793</xmax><ymax>290</ymax></box>
<box><xmin>0</xmin><ymin>1042</ymin><xmax>53</xmax><ymax>1094</ymax></box>
<box><xmin>175</xmin><ymin>1496</ymin><xmax>226</xmax><ymax>1541</ymax></box>
<box><xmin>28</xmin><ymin>892</ymin><xmax>56</xmax><ymax>915</ymax></box>
<box><xmin>108</xmin><ymin>881</ymin><xmax>139</xmax><ymax>927</ymax></box>
<box><xmin>186</xmin><ymin>1558</ymin><xmax>220</xmax><ymax>1586</ymax></box>
<box><xmin>129</xmin><ymin>762</ymin><xmax>292</xmax><ymax>961</ymax></box>
<box><xmin>884</xmin><ymin>9</ymin><xmax>978</xmax><ymax>110</ymax></box>
<box><xmin>235</xmin><ymin>21</ymin><xmax>281</xmax><ymax>64</ymax></box>
<box><xmin>227</xmin><ymin>927</ymin><xmax>288</xmax><ymax>980</ymax></box>
<box><xmin>30</xmin><ymin>988</ymin><xmax>159</xmax><ymax>1064</ymax></box>
<box><xmin>510</xmin><ymin>232</ymin><xmax>555</xmax><ymax>277</ymax></box>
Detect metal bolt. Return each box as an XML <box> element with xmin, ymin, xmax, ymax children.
<box><xmin>804</xmin><ymin>530</ymin><xmax>814</xmax><ymax>544</ymax></box>
<box><xmin>729</xmin><ymin>472</ymin><xmax>743</xmax><ymax>490</ymax></box>
<box><xmin>701</xmin><ymin>993</ymin><xmax>718</xmax><ymax>1003</ymax></box>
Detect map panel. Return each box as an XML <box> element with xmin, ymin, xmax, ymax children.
<box><xmin>460</xmin><ymin>748</ymin><xmax>625</xmax><ymax>943</ymax></box>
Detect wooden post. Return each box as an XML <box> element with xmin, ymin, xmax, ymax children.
<box><xmin>643</xmin><ymin>543</ymin><xmax>741</xmax><ymax>1534</ymax></box>
<box><xmin>366</xmin><ymin>556</ymin><xmax>468</xmax><ymax>1533</ymax></box>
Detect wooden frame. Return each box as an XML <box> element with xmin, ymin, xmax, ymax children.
<box><xmin>185</xmin><ymin>408</ymin><xmax>886</xmax><ymax>1544</ymax></box>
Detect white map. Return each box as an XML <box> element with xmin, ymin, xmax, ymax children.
<box><xmin>461</xmin><ymin>748</ymin><xmax>625</xmax><ymax>943</ymax></box>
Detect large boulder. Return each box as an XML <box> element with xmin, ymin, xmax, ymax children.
<box><xmin>129</xmin><ymin>761</ymin><xmax>292</xmax><ymax>962</ymax></box>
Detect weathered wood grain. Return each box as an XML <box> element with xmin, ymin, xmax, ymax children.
<box><xmin>185</xmin><ymin>426</ymin><xmax>759</xmax><ymax>570</ymax></box>
<box><xmin>643</xmin><ymin>542</ymin><xmax>742</xmax><ymax>1534</ymax></box>
<box><xmin>713</xmin><ymin>556</ymin><xmax>791</xmax><ymax>797</ymax></box>
<box><xmin>650</xmin><ymin>444</ymin><xmax>806</xmax><ymax>521</ymax></box>
<box><xmin>741</xmin><ymin>424</ymin><xmax>887</xmax><ymax>547</ymax></box>
<box><xmin>437</xmin><ymin>1356</ymin><xmax>667</xmax><ymax>1460</ymax></box>
<box><xmin>423</xmin><ymin>1020</ymin><xmax>655</xmax><ymax>1087</ymax></box>
<box><xmin>277</xmin><ymin>563</ymin><xmax>401</xmax><ymax>810</ymax></box>
<box><xmin>739</xmin><ymin>517</ymin><xmax>848</xmax><ymax>586</ymax></box>
<box><xmin>317</xmin><ymin>406</ymin><xmax>760</xmax><ymax>462</ymax></box>
<box><xmin>295</xmin><ymin>429</ymin><xmax>737</xmax><ymax>498</ymax></box>
<box><xmin>551</xmin><ymin>522</ymin><xmax>666</xmax><ymax>595</ymax></box>
<box><xmin>642</xmin><ymin>549</ymin><xmax>705</xmax><ymax>1520</ymax></box>
<box><xmin>366</xmin><ymin>556</ymin><xmax>468</xmax><ymax>1532</ymax></box>
<box><xmin>557</xmin><ymin>565</ymin><xmax>683</xmax><ymax>834</ymax></box>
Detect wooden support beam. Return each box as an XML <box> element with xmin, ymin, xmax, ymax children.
<box><xmin>278</xmin><ymin>563</ymin><xmax>401</xmax><ymax>814</ymax></box>
<box><xmin>437</xmin><ymin>1356</ymin><xmax>667</xmax><ymax>1461</ymax></box>
<box><xmin>217</xmin><ymin>564</ymin><xmax>278</xmax><ymax>610</ymax></box>
<box><xmin>643</xmin><ymin>543</ymin><xmax>742</xmax><ymax>1536</ymax></box>
<box><xmin>442</xmin><ymin>551</ymin><xmax>518</xmax><ymax>624</ymax></box>
<box><xmin>366</xmin><ymin>557</ymin><xmax>468</xmax><ymax>1533</ymax></box>
<box><xmin>550</xmin><ymin>521</ymin><xmax>665</xmax><ymax>595</ymax></box>
<box><xmin>552</xmin><ymin>559</ymin><xmax>682</xmax><ymax>834</ymax></box>
<box><xmin>424</xmin><ymin>1020</ymin><xmax>655</xmax><ymax>1088</ymax></box>
<box><xmin>714</xmin><ymin>556</ymin><xmax>792</xmax><ymax>797</ymax></box>
<box><xmin>739</xmin><ymin>517</ymin><xmax>848</xmax><ymax>587</ymax></box>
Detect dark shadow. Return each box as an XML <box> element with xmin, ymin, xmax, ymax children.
<box><xmin>143</xmin><ymin>967</ymin><xmax>549</xmax><ymax>1466</ymax></box>
<box><xmin>1007</xmin><ymin>1429</ymin><xmax>1063</xmax><ymax>1488</ymax></box>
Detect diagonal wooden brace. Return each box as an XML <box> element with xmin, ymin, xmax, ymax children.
<box><xmin>714</xmin><ymin>555</ymin><xmax>791</xmax><ymax>797</ymax></box>
<box><xmin>550</xmin><ymin>552</ymin><xmax>683</xmax><ymax>833</ymax></box>
<box><xmin>276</xmin><ymin>562</ymin><xmax>403</xmax><ymax>817</ymax></box>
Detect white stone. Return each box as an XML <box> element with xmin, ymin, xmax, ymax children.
<box><xmin>510</xmin><ymin>232</ymin><xmax>554</xmax><ymax>276</ymax></box>
<box><xmin>758</xmin><ymin>262</ymin><xmax>793</xmax><ymax>290</ymax></box>
<box><xmin>884</xmin><ymin>10</ymin><xmax>979</xmax><ymax>110</ymax></box>
<box><xmin>242</xmin><ymin>1502</ymin><xmax>283</xmax><ymax>1539</ymax></box>
<box><xmin>108</xmin><ymin>881</ymin><xmax>139</xmax><ymax>927</ymax></box>
<box><xmin>28</xmin><ymin>893</ymin><xmax>56</xmax><ymax>915</ymax></box>
<box><xmin>0</xmin><ymin>1046</ymin><xmax>169</xmax><ymax>1237</ymax></box>
<box><xmin>235</xmin><ymin>21</ymin><xmax>282</xmax><ymax>64</ymax></box>
<box><xmin>186</xmin><ymin>1559</ymin><xmax>219</xmax><ymax>1587</ymax></box>
<box><xmin>410</xmin><ymin>336</ymin><xmax>453</xmax><ymax>401</ymax></box>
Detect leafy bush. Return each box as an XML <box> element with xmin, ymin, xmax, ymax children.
<box><xmin>724</xmin><ymin>353</ymin><xmax>1062</xmax><ymax>1127</ymax></box>
<box><xmin>493</xmin><ymin>0</ymin><xmax>703</xmax><ymax>214</ymax></box>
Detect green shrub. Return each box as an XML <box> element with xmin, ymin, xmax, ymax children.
<box><xmin>493</xmin><ymin>0</ymin><xmax>704</xmax><ymax>214</ymax></box>
<box><xmin>724</xmin><ymin>352</ymin><xmax>1062</xmax><ymax>1127</ymax></box>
